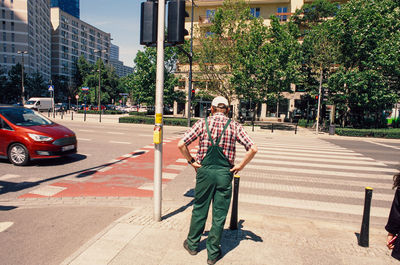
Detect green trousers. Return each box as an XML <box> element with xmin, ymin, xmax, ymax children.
<box><xmin>187</xmin><ymin>165</ymin><xmax>233</xmax><ymax>260</ymax></box>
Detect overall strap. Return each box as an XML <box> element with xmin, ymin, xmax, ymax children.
<box><xmin>205</xmin><ymin>116</ymin><xmax>215</xmax><ymax>146</ymax></box>
<box><xmin>215</xmin><ymin>119</ymin><xmax>231</xmax><ymax>146</ymax></box>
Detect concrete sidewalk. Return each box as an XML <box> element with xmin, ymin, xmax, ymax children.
<box><xmin>61</xmin><ymin>198</ymin><xmax>395</xmax><ymax>265</ymax></box>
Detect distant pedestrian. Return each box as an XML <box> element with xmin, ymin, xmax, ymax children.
<box><xmin>385</xmin><ymin>173</ymin><xmax>400</xmax><ymax>261</ymax></box>
<box><xmin>178</xmin><ymin>96</ymin><xmax>257</xmax><ymax>264</ymax></box>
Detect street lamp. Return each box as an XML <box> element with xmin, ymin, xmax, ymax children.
<box><xmin>17</xmin><ymin>50</ymin><xmax>28</xmax><ymax>104</ymax></box>
<box><xmin>94</xmin><ymin>49</ymin><xmax>107</xmax><ymax>114</ymax></box>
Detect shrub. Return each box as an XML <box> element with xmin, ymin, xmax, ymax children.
<box><xmin>335</xmin><ymin>128</ymin><xmax>400</xmax><ymax>139</ymax></box>
<box><xmin>77</xmin><ymin>110</ymin><xmax>123</xmax><ymax>115</ymax></box>
<box><xmin>297</xmin><ymin>119</ymin><xmax>314</xmax><ymax>128</ymax></box>
<box><xmin>119</xmin><ymin>115</ymin><xmax>198</xmax><ymax>126</ymax></box>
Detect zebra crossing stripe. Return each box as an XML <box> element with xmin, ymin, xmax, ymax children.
<box><xmin>236</xmin><ymin>149</ymin><xmax>372</xmax><ymax>160</ymax></box>
<box><xmin>239</xmin><ymin>181</ymin><xmax>394</xmax><ymax>202</ymax></box>
<box><xmin>236</xmin><ymin>153</ymin><xmax>384</xmax><ymax>166</ymax></box>
<box><xmin>257</xmin><ymin>143</ymin><xmax>353</xmax><ymax>152</ymax></box>
<box><xmin>240</xmin><ymin>172</ymin><xmax>392</xmax><ymax>189</ymax></box>
<box><xmin>249</xmin><ymin>159</ymin><xmax>395</xmax><ymax>173</ymax></box>
<box><xmin>239</xmin><ymin>193</ymin><xmax>390</xmax><ymax>218</ymax></box>
<box><xmin>255</xmin><ymin>147</ymin><xmax>361</xmax><ymax>156</ymax></box>
<box><xmin>244</xmin><ymin>164</ymin><xmax>393</xmax><ymax>179</ymax></box>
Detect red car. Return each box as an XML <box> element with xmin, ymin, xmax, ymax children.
<box><xmin>0</xmin><ymin>105</ymin><xmax>77</xmax><ymax>166</ymax></box>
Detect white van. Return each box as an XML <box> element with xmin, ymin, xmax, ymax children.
<box><xmin>24</xmin><ymin>97</ymin><xmax>53</xmax><ymax>111</ymax></box>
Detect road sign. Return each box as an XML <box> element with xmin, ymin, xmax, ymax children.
<box><xmin>48</xmin><ymin>85</ymin><xmax>54</xmax><ymax>92</ymax></box>
<box><xmin>82</xmin><ymin>87</ymin><xmax>89</xmax><ymax>93</ymax></box>
<box><xmin>75</xmin><ymin>95</ymin><xmax>79</xmax><ymax>99</ymax></box>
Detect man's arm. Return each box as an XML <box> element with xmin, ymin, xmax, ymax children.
<box><xmin>177</xmin><ymin>140</ymin><xmax>201</xmax><ymax>170</ymax></box>
<box><xmin>230</xmin><ymin>144</ymin><xmax>257</xmax><ymax>174</ymax></box>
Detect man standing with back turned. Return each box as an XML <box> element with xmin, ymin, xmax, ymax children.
<box><xmin>178</xmin><ymin>96</ymin><xmax>258</xmax><ymax>264</ymax></box>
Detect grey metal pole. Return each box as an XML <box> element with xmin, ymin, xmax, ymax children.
<box><xmin>187</xmin><ymin>0</ymin><xmax>194</xmax><ymax>127</ymax></box>
<box><xmin>316</xmin><ymin>67</ymin><xmax>323</xmax><ymax>134</ymax></box>
<box><xmin>154</xmin><ymin>0</ymin><xmax>165</xmax><ymax>222</ymax></box>
<box><xmin>17</xmin><ymin>51</ymin><xmax>28</xmax><ymax>104</ymax></box>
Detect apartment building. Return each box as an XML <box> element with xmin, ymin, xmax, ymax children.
<box><xmin>108</xmin><ymin>43</ymin><xmax>133</xmax><ymax>78</ymax></box>
<box><xmin>0</xmin><ymin>0</ymin><xmax>51</xmax><ymax>81</ymax></box>
<box><xmin>50</xmin><ymin>0</ymin><xmax>79</xmax><ymax>19</ymax></box>
<box><xmin>176</xmin><ymin>0</ymin><xmax>346</xmax><ymax>120</ymax></box>
<box><xmin>50</xmin><ymin>7</ymin><xmax>110</xmax><ymax>86</ymax></box>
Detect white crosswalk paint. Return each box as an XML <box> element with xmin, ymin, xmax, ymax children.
<box><xmin>77</xmin><ymin>138</ymin><xmax>92</xmax><ymax>141</ymax></box>
<box><xmin>240</xmin><ymin>181</ymin><xmax>394</xmax><ymax>201</ymax></box>
<box><xmin>239</xmin><ymin>193</ymin><xmax>390</xmax><ymax>218</ymax></box>
<box><xmin>245</xmin><ymin>164</ymin><xmax>393</xmax><ymax>179</ymax></box>
<box><xmin>0</xmin><ymin>222</ymin><xmax>13</xmax><ymax>233</ymax></box>
<box><xmin>109</xmin><ymin>141</ymin><xmax>131</xmax><ymax>145</ymax></box>
<box><xmin>256</xmin><ymin>146</ymin><xmax>361</xmax><ymax>156</ymax></box>
<box><xmin>0</xmin><ymin>174</ymin><xmax>20</xmax><ymax>180</ymax></box>
<box><xmin>29</xmin><ymin>185</ymin><xmax>67</xmax><ymax>197</ymax></box>
<box><xmin>176</xmin><ymin>158</ymin><xmax>188</xmax><ymax>163</ymax></box>
<box><xmin>249</xmin><ymin>159</ymin><xmax>395</xmax><ymax>173</ymax></box>
<box><xmin>236</xmin><ymin>153</ymin><xmax>385</xmax><ymax>165</ymax></box>
<box><xmin>232</xmin><ymin>138</ymin><xmax>395</xmax><ymax>219</ymax></box>
<box><xmin>106</xmin><ymin>131</ymin><xmax>125</xmax><ymax>135</ymax></box>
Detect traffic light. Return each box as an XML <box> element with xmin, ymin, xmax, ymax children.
<box><xmin>191</xmin><ymin>88</ymin><xmax>195</xmax><ymax>100</ymax></box>
<box><xmin>315</xmin><ymin>95</ymin><xmax>319</xmax><ymax>100</ymax></box>
<box><xmin>140</xmin><ymin>1</ymin><xmax>158</xmax><ymax>46</ymax></box>
<box><xmin>167</xmin><ymin>0</ymin><xmax>189</xmax><ymax>45</ymax></box>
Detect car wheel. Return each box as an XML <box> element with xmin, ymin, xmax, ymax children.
<box><xmin>8</xmin><ymin>143</ymin><xmax>30</xmax><ymax>166</ymax></box>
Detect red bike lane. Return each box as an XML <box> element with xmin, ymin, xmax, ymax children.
<box><xmin>19</xmin><ymin>137</ymin><xmax>198</xmax><ymax>199</ymax></box>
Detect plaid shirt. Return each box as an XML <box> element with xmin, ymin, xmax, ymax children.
<box><xmin>182</xmin><ymin>112</ymin><xmax>254</xmax><ymax>165</ymax></box>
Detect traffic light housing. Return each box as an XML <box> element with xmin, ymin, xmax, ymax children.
<box><xmin>167</xmin><ymin>0</ymin><xmax>189</xmax><ymax>45</ymax></box>
<box><xmin>315</xmin><ymin>95</ymin><xmax>319</xmax><ymax>100</ymax></box>
<box><xmin>191</xmin><ymin>88</ymin><xmax>195</xmax><ymax>100</ymax></box>
<box><xmin>140</xmin><ymin>1</ymin><xmax>158</xmax><ymax>46</ymax></box>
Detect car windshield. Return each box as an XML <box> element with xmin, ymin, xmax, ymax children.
<box><xmin>25</xmin><ymin>100</ymin><xmax>36</xmax><ymax>105</ymax></box>
<box><xmin>0</xmin><ymin>108</ymin><xmax>53</xmax><ymax>126</ymax></box>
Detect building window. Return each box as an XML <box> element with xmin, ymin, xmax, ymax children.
<box><xmin>2</xmin><ymin>10</ymin><xmax>5</xmax><ymax>19</ymax></box>
<box><xmin>277</xmin><ymin>7</ymin><xmax>288</xmax><ymax>22</ymax></box>
<box><xmin>11</xmin><ymin>22</ymin><xmax>14</xmax><ymax>31</ymax></box>
<box><xmin>11</xmin><ymin>44</ymin><xmax>15</xmax><ymax>53</ymax></box>
<box><xmin>10</xmin><ymin>11</ymin><xmax>14</xmax><ymax>20</ymax></box>
<box><xmin>11</xmin><ymin>33</ymin><xmax>14</xmax><ymax>41</ymax></box>
<box><xmin>2</xmin><ymin>21</ymin><xmax>5</xmax><ymax>30</ymax></box>
<box><xmin>3</xmin><ymin>44</ymin><xmax>6</xmax><ymax>52</ymax></box>
<box><xmin>250</xmin><ymin>8</ymin><xmax>260</xmax><ymax>18</ymax></box>
<box><xmin>3</xmin><ymin>55</ymin><xmax>7</xmax><ymax>63</ymax></box>
<box><xmin>12</xmin><ymin>55</ymin><xmax>15</xmax><ymax>64</ymax></box>
<box><xmin>2</xmin><ymin>32</ymin><xmax>6</xmax><ymax>41</ymax></box>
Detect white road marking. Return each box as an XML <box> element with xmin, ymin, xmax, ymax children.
<box><xmin>138</xmin><ymin>183</ymin><xmax>154</xmax><ymax>191</ymax></box>
<box><xmin>78</xmin><ymin>129</ymin><xmax>94</xmax><ymax>132</ymax></box>
<box><xmin>240</xmin><ymin>181</ymin><xmax>394</xmax><ymax>201</ymax></box>
<box><xmin>98</xmin><ymin>166</ymin><xmax>113</xmax><ymax>172</ymax></box>
<box><xmin>0</xmin><ymin>174</ymin><xmax>20</xmax><ymax>180</ymax></box>
<box><xmin>256</xmin><ymin>146</ymin><xmax>361</xmax><ymax>156</ymax></box>
<box><xmin>249</xmin><ymin>159</ymin><xmax>395</xmax><ymax>173</ymax></box>
<box><xmin>29</xmin><ymin>185</ymin><xmax>67</xmax><ymax>197</ymax></box>
<box><xmin>109</xmin><ymin>141</ymin><xmax>131</xmax><ymax>145</ymax></box>
<box><xmin>239</xmin><ymin>194</ymin><xmax>390</xmax><ymax>218</ymax></box>
<box><xmin>366</xmin><ymin>140</ymin><xmax>400</xmax><ymax>150</ymax></box>
<box><xmin>143</xmin><ymin>145</ymin><xmax>153</xmax><ymax>149</ymax></box>
<box><xmin>166</xmin><ymin>165</ymin><xmax>187</xmax><ymax>170</ymax></box>
<box><xmin>258</xmin><ymin>143</ymin><xmax>352</xmax><ymax>151</ymax></box>
<box><xmin>77</xmin><ymin>138</ymin><xmax>92</xmax><ymax>141</ymax></box>
<box><xmin>162</xmin><ymin>173</ymin><xmax>178</xmax><ymax>179</ymax></box>
<box><xmin>106</xmin><ymin>131</ymin><xmax>125</xmax><ymax>135</ymax></box>
<box><xmin>236</xmin><ymin>153</ymin><xmax>387</xmax><ymax>166</ymax></box>
<box><xmin>176</xmin><ymin>158</ymin><xmax>188</xmax><ymax>163</ymax></box>
<box><xmin>0</xmin><ymin>222</ymin><xmax>13</xmax><ymax>233</ymax></box>
<box><xmin>245</xmin><ymin>164</ymin><xmax>393</xmax><ymax>179</ymax></box>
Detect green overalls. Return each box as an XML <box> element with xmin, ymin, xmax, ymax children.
<box><xmin>187</xmin><ymin>117</ymin><xmax>233</xmax><ymax>260</ymax></box>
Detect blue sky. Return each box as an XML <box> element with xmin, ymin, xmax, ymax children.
<box><xmin>80</xmin><ymin>0</ymin><xmax>143</xmax><ymax>67</ymax></box>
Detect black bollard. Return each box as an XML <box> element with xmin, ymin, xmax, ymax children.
<box><xmin>71</xmin><ymin>111</ymin><xmax>73</xmax><ymax>120</ymax></box>
<box><xmin>61</xmin><ymin>110</ymin><xmax>63</xmax><ymax>119</ymax></box>
<box><xmin>271</xmin><ymin>123</ymin><xmax>274</xmax><ymax>133</ymax></box>
<box><xmin>295</xmin><ymin>123</ymin><xmax>298</xmax><ymax>134</ymax></box>
<box><xmin>359</xmin><ymin>187</ymin><xmax>373</xmax><ymax>247</ymax></box>
<box><xmin>229</xmin><ymin>175</ymin><xmax>241</xmax><ymax>230</ymax></box>
<box><xmin>48</xmin><ymin>109</ymin><xmax>50</xmax><ymax>117</ymax></box>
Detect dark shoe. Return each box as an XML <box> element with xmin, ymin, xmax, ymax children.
<box><xmin>207</xmin><ymin>252</ymin><xmax>222</xmax><ymax>265</ymax></box>
<box><xmin>183</xmin><ymin>239</ymin><xmax>198</xmax><ymax>255</ymax></box>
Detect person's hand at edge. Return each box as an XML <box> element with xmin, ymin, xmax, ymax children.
<box><xmin>387</xmin><ymin>233</ymin><xmax>395</xmax><ymax>250</ymax></box>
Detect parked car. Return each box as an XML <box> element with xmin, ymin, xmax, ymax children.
<box><xmin>0</xmin><ymin>105</ymin><xmax>77</xmax><ymax>166</ymax></box>
<box><xmin>92</xmin><ymin>105</ymin><xmax>106</xmax><ymax>111</ymax></box>
<box><xmin>55</xmin><ymin>103</ymin><xmax>69</xmax><ymax>112</ymax></box>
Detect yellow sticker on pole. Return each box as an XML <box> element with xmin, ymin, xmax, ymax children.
<box><xmin>155</xmin><ymin>113</ymin><xmax>162</xmax><ymax>124</ymax></box>
<box><xmin>153</xmin><ymin>126</ymin><xmax>162</xmax><ymax>144</ymax></box>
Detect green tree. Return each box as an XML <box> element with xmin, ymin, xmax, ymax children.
<box><xmin>26</xmin><ymin>71</ymin><xmax>47</xmax><ymax>99</ymax></box>
<box><xmin>5</xmin><ymin>64</ymin><xmax>24</xmax><ymax>103</ymax></box>
<box><xmin>122</xmin><ymin>46</ymin><xmax>183</xmax><ymax>108</ymax></box>
<box><xmin>328</xmin><ymin>0</ymin><xmax>400</xmax><ymax>127</ymax></box>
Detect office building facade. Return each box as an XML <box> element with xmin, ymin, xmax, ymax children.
<box><xmin>50</xmin><ymin>7</ymin><xmax>110</xmax><ymax>85</ymax></box>
<box><xmin>109</xmin><ymin>43</ymin><xmax>133</xmax><ymax>77</ymax></box>
<box><xmin>50</xmin><ymin>0</ymin><xmax>79</xmax><ymax>19</ymax></box>
<box><xmin>0</xmin><ymin>0</ymin><xmax>51</xmax><ymax>81</ymax></box>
